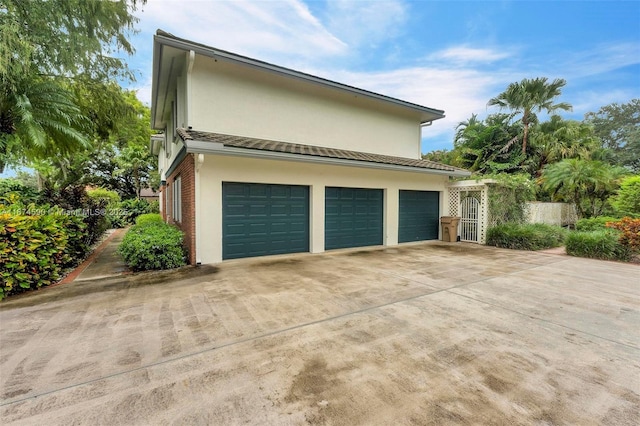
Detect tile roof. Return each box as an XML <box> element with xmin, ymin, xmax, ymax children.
<box><xmin>177</xmin><ymin>128</ymin><xmax>468</xmax><ymax>175</ymax></box>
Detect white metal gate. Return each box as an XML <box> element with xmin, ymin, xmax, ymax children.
<box><xmin>460</xmin><ymin>196</ymin><xmax>480</xmax><ymax>242</ymax></box>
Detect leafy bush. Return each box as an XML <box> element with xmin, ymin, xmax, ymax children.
<box><xmin>119</xmin><ymin>198</ymin><xmax>158</xmax><ymax>225</ymax></box>
<box><xmin>486</xmin><ymin>223</ymin><xmax>567</xmax><ymax>250</ymax></box>
<box><xmin>606</xmin><ymin>217</ymin><xmax>640</xmax><ymax>253</ymax></box>
<box><xmin>118</xmin><ymin>222</ymin><xmax>186</xmax><ymax>271</ymax></box>
<box><xmin>566</xmin><ymin>230</ymin><xmax>632</xmax><ymax>261</ymax></box>
<box><xmin>0</xmin><ymin>178</ymin><xmax>41</xmax><ymax>204</ymax></box>
<box><xmin>88</xmin><ymin>187</ymin><xmax>124</xmax><ymax>228</ymax></box>
<box><xmin>135</xmin><ymin>213</ymin><xmax>163</xmax><ymax>226</ymax></box>
<box><xmin>611</xmin><ymin>175</ymin><xmax>640</xmax><ymax>218</ymax></box>
<box><xmin>575</xmin><ymin>216</ymin><xmax>619</xmax><ymax>232</ymax></box>
<box><xmin>0</xmin><ymin>209</ymin><xmax>88</xmax><ymax>299</ymax></box>
<box><xmin>87</xmin><ymin>187</ymin><xmax>120</xmax><ymax>205</ymax></box>
<box><xmin>40</xmin><ymin>184</ymin><xmax>109</xmax><ymax>245</ymax></box>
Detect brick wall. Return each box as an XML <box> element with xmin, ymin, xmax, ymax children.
<box><xmin>166</xmin><ymin>154</ymin><xmax>196</xmax><ymax>265</ymax></box>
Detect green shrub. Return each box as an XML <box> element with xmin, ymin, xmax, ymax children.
<box><xmin>486</xmin><ymin>223</ymin><xmax>567</xmax><ymax>250</ymax></box>
<box><xmin>118</xmin><ymin>222</ymin><xmax>186</xmax><ymax>271</ymax></box>
<box><xmin>566</xmin><ymin>230</ymin><xmax>632</xmax><ymax>261</ymax></box>
<box><xmin>87</xmin><ymin>187</ymin><xmax>120</xmax><ymax>205</ymax></box>
<box><xmin>0</xmin><ymin>178</ymin><xmax>41</xmax><ymax>205</ymax></box>
<box><xmin>611</xmin><ymin>175</ymin><xmax>640</xmax><ymax>218</ymax></box>
<box><xmin>575</xmin><ymin>216</ymin><xmax>619</xmax><ymax>231</ymax></box>
<box><xmin>135</xmin><ymin>213</ymin><xmax>163</xmax><ymax>226</ymax></box>
<box><xmin>88</xmin><ymin>188</ymin><xmax>124</xmax><ymax>229</ymax></box>
<box><xmin>0</xmin><ymin>208</ymin><xmax>88</xmax><ymax>299</ymax></box>
<box><xmin>119</xmin><ymin>198</ymin><xmax>157</xmax><ymax>225</ymax></box>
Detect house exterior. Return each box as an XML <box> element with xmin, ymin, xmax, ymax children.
<box><xmin>150</xmin><ymin>30</ymin><xmax>470</xmax><ymax>265</ymax></box>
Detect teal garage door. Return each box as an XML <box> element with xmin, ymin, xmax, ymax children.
<box><xmin>223</xmin><ymin>182</ymin><xmax>309</xmax><ymax>260</ymax></box>
<box><xmin>325</xmin><ymin>187</ymin><xmax>383</xmax><ymax>250</ymax></box>
<box><xmin>398</xmin><ymin>190</ymin><xmax>439</xmax><ymax>243</ymax></box>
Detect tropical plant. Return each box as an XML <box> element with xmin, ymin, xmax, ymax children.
<box><xmin>527</xmin><ymin>116</ymin><xmax>599</xmax><ymax>176</ymax></box>
<box><xmin>540</xmin><ymin>159</ymin><xmax>627</xmax><ymax>218</ymax></box>
<box><xmin>453</xmin><ymin>113</ymin><xmax>523</xmax><ymax>174</ymax></box>
<box><xmin>486</xmin><ymin>223</ymin><xmax>567</xmax><ymax>250</ymax></box>
<box><xmin>0</xmin><ymin>77</ymin><xmax>90</xmax><ymax>173</ymax></box>
<box><xmin>565</xmin><ymin>230</ymin><xmax>631</xmax><ymax>261</ymax></box>
<box><xmin>488</xmin><ymin>77</ymin><xmax>572</xmax><ymax>157</ymax></box>
<box><xmin>610</xmin><ymin>175</ymin><xmax>640</xmax><ymax>218</ymax></box>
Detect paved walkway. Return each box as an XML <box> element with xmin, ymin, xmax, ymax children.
<box><xmin>58</xmin><ymin>228</ymin><xmax>129</xmax><ymax>284</ymax></box>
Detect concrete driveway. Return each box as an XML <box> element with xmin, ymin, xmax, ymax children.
<box><xmin>1</xmin><ymin>242</ymin><xmax>638</xmax><ymax>425</ymax></box>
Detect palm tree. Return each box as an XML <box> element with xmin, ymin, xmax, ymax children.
<box><xmin>488</xmin><ymin>77</ymin><xmax>572</xmax><ymax>157</ymax></box>
<box><xmin>0</xmin><ymin>76</ymin><xmax>89</xmax><ymax>173</ymax></box>
<box><xmin>540</xmin><ymin>158</ymin><xmax>627</xmax><ymax>218</ymax></box>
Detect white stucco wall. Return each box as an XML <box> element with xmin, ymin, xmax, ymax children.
<box><xmin>195</xmin><ymin>154</ymin><xmax>449</xmax><ymax>264</ymax></box>
<box><xmin>189</xmin><ymin>56</ymin><xmax>423</xmax><ymax>159</ymax></box>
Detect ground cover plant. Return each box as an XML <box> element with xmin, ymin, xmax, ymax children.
<box><xmin>486</xmin><ymin>223</ymin><xmax>567</xmax><ymax>250</ymax></box>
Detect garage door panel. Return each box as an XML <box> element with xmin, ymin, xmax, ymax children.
<box><xmin>398</xmin><ymin>190</ymin><xmax>439</xmax><ymax>243</ymax></box>
<box><xmin>325</xmin><ymin>187</ymin><xmax>383</xmax><ymax>250</ymax></box>
<box><xmin>223</xmin><ymin>183</ymin><xmax>310</xmax><ymax>260</ymax></box>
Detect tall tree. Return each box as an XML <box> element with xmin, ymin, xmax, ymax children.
<box><xmin>0</xmin><ymin>76</ymin><xmax>89</xmax><ymax>173</ymax></box>
<box><xmin>584</xmin><ymin>99</ymin><xmax>640</xmax><ymax>172</ymax></box>
<box><xmin>0</xmin><ymin>0</ymin><xmax>146</xmax><ymax>171</ymax></box>
<box><xmin>488</xmin><ymin>77</ymin><xmax>572</xmax><ymax>157</ymax></box>
<box><xmin>527</xmin><ymin>115</ymin><xmax>600</xmax><ymax>177</ymax></box>
<box><xmin>0</xmin><ymin>0</ymin><xmax>145</xmax><ymax>83</ymax></box>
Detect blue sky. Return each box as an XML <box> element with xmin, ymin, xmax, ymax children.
<box><xmin>125</xmin><ymin>0</ymin><xmax>639</xmax><ymax>154</ymax></box>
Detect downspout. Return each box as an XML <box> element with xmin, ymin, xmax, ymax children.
<box><xmin>186</xmin><ymin>50</ymin><xmax>202</xmax><ymax>265</ymax></box>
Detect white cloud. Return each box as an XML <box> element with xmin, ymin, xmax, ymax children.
<box><xmin>136</xmin><ymin>0</ymin><xmax>347</xmax><ymax>64</ymax></box>
<box><xmin>324</xmin><ymin>0</ymin><xmax>408</xmax><ymax>48</ymax></box>
<box><xmin>427</xmin><ymin>46</ymin><xmax>511</xmax><ymax>64</ymax></box>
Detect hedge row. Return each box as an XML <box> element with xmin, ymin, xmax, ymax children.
<box><xmin>0</xmin><ymin>211</ymin><xmax>88</xmax><ymax>299</ymax></box>
<box><xmin>565</xmin><ymin>230</ymin><xmax>632</xmax><ymax>262</ymax></box>
<box><xmin>118</xmin><ymin>219</ymin><xmax>186</xmax><ymax>271</ymax></box>
<box><xmin>486</xmin><ymin>223</ymin><xmax>567</xmax><ymax>250</ymax></box>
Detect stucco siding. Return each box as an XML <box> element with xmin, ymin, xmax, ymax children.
<box><xmin>190</xmin><ymin>56</ymin><xmax>422</xmax><ymax>159</ymax></box>
<box><xmin>197</xmin><ymin>155</ymin><xmax>449</xmax><ymax>264</ymax></box>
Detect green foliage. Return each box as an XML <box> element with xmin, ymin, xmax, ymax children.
<box><xmin>118</xmin><ymin>222</ymin><xmax>186</xmax><ymax>271</ymax></box>
<box><xmin>585</xmin><ymin>99</ymin><xmax>640</xmax><ymax>173</ymax></box>
<box><xmin>483</xmin><ymin>173</ymin><xmax>536</xmax><ymax>226</ymax></box>
<box><xmin>540</xmin><ymin>159</ymin><xmax>628</xmax><ymax>218</ymax></box>
<box><xmin>610</xmin><ymin>175</ymin><xmax>640</xmax><ymax>218</ymax></box>
<box><xmin>87</xmin><ymin>187</ymin><xmax>120</xmax><ymax>205</ymax></box>
<box><xmin>565</xmin><ymin>230</ymin><xmax>631</xmax><ymax>262</ymax></box>
<box><xmin>575</xmin><ymin>216</ymin><xmax>620</xmax><ymax>231</ymax></box>
<box><xmin>453</xmin><ymin>113</ymin><xmax>523</xmax><ymax>174</ymax></box>
<box><xmin>0</xmin><ymin>0</ymin><xmax>146</xmax><ymax>83</ymax></box>
<box><xmin>0</xmin><ymin>76</ymin><xmax>90</xmax><ymax>172</ymax></box>
<box><xmin>488</xmin><ymin>77</ymin><xmax>572</xmax><ymax>156</ymax></box>
<box><xmin>119</xmin><ymin>198</ymin><xmax>158</xmax><ymax>225</ymax></box>
<box><xmin>0</xmin><ymin>207</ymin><xmax>88</xmax><ymax>299</ymax></box>
<box><xmin>135</xmin><ymin>213</ymin><xmax>163</xmax><ymax>226</ymax></box>
<box><xmin>0</xmin><ymin>178</ymin><xmax>40</xmax><ymax>204</ymax></box>
<box><xmin>486</xmin><ymin>223</ymin><xmax>567</xmax><ymax>250</ymax></box>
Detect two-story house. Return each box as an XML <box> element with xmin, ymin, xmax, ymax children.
<box><xmin>150</xmin><ymin>30</ymin><xmax>470</xmax><ymax>265</ymax></box>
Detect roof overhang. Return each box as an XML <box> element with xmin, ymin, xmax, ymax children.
<box><xmin>181</xmin><ymin>138</ymin><xmax>470</xmax><ymax>178</ymax></box>
<box><xmin>151</xmin><ymin>30</ymin><xmax>446</xmax><ymax>129</ymax></box>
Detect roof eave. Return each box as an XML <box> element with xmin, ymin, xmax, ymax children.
<box><xmin>183</xmin><ymin>139</ymin><xmax>470</xmax><ymax>177</ymax></box>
